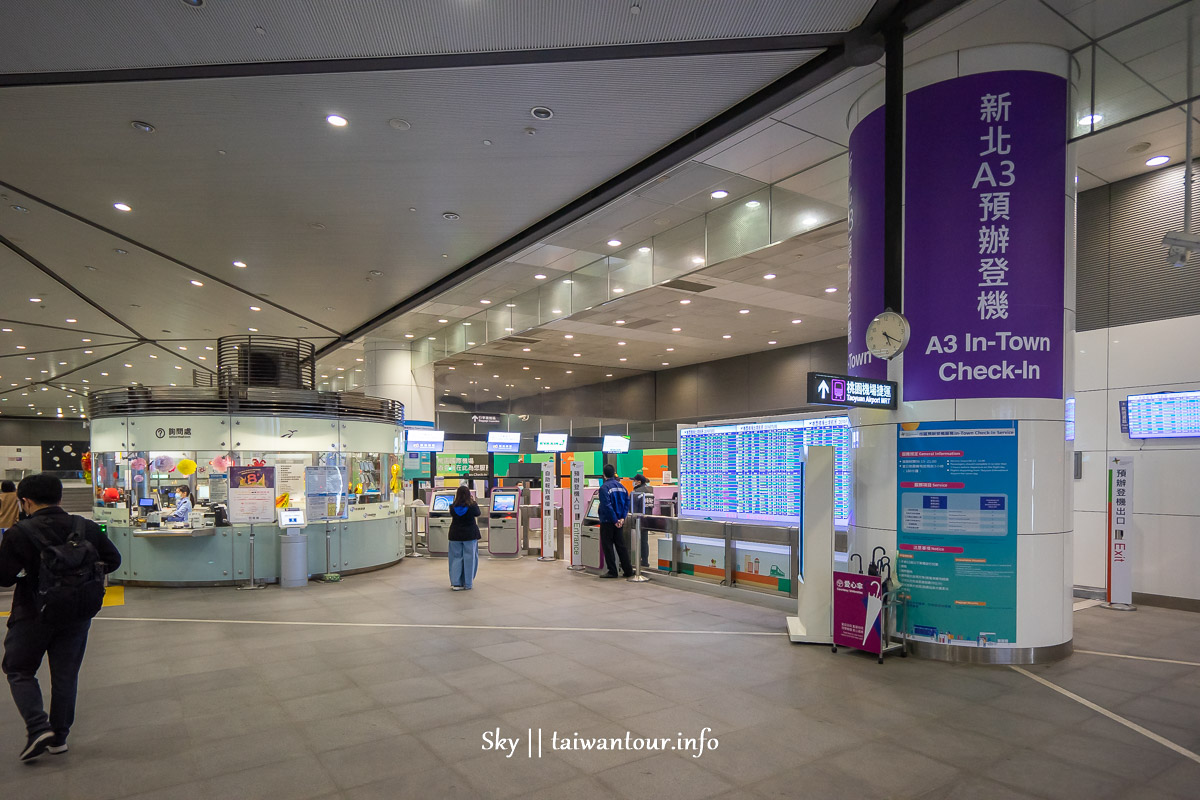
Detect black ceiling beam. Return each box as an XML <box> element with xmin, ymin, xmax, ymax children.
<box><xmin>316</xmin><ymin>0</ymin><xmax>970</xmax><ymax>360</ymax></box>
<box><xmin>0</xmin><ymin>232</ymin><xmax>144</xmax><ymax>339</ymax></box>
<box><xmin>0</xmin><ymin>181</ymin><xmax>343</xmax><ymax>336</ymax></box>
<box><xmin>0</xmin><ymin>342</ymin><xmax>143</xmax><ymax>398</ymax></box>
<box><xmin>0</xmin><ymin>35</ymin><xmax>846</xmax><ymax>88</ymax></box>
<box><xmin>0</xmin><ymin>317</ymin><xmax>139</xmax><ymax>340</ymax></box>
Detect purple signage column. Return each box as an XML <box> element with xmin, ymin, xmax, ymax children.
<box><xmin>902</xmin><ymin>71</ymin><xmax>1067</xmax><ymax>401</ymax></box>
<box><xmin>847</xmin><ymin>106</ymin><xmax>887</xmax><ymax>380</ymax></box>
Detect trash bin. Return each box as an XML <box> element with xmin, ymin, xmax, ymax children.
<box><xmin>279</xmin><ymin>533</ymin><xmax>308</xmax><ymax>588</ymax></box>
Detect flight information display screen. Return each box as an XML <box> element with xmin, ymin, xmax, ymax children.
<box><xmin>487</xmin><ymin>431</ymin><xmax>521</xmax><ymax>453</ymax></box>
<box><xmin>1127</xmin><ymin>391</ymin><xmax>1200</xmax><ymax>438</ymax></box>
<box><xmin>678</xmin><ymin>417</ymin><xmax>850</xmax><ymax>526</ymax></box>
<box><xmin>406</xmin><ymin>429</ymin><xmax>445</xmax><ymax>452</ymax></box>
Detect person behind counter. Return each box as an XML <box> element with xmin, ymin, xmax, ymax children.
<box><xmin>163</xmin><ymin>486</ymin><xmax>193</xmax><ymax>523</ymax></box>
<box><xmin>447</xmin><ymin>485</ymin><xmax>480</xmax><ymax>591</ymax></box>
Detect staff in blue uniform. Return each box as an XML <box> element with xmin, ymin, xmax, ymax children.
<box><xmin>164</xmin><ymin>485</ymin><xmax>193</xmax><ymax>522</ymax></box>
<box><xmin>447</xmin><ymin>485</ymin><xmax>481</xmax><ymax>591</ymax></box>
<box><xmin>597</xmin><ymin>464</ymin><xmax>633</xmax><ymax>579</ymax></box>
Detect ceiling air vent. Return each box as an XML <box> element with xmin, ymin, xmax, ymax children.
<box><xmin>660</xmin><ymin>279</ymin><xmax>715</xmax><ymax>293</ymax></box>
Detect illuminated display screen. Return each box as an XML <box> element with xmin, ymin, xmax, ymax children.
<box><xmin>406</xmin><ymin>429</ymin><xmax>445</xmax><ymax>452</ymax></box>
<box><xmin>602</xmin><ymin>435</ymin><xmax>630</xmax><ymax>453</ymax></box>
<box><xmin>537</xmin><ymin>433</ymin><xmax>569</xmax><ymax>452</ymax></box>
<box><xmin>1127</xmin><ymin>391</ymin><xmax>1200</xmax><ymax>439</ymax></box>
<box><xmin>431</xmin><ymin>494</ymin><xmax>453</xmax><ymax>512</ymax></box>
<box><xmin>679</xmin><ymin>417</ymin><xmax>850</xmax><ymax>526</ymax></box>
<box><xmin>1065</xmin><ymin>398</ymin><xmax>1075</xmax><ymax>442</ymax></box>
<box><xmin>491</xmin><ymin>493</ymin><xmax>517</xmax><ymax>512</ymax></box>
<box><xmin>585</xmin><ymin>497</ymin><xmax>601</xmax><ymax>519</ymax></box>
<box><xmin>487</xmin><ymin>431</ymin><xmax>522</xmax><ymax>453</ymax></box>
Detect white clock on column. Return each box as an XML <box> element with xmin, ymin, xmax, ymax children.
<box><xmin>865</xmin><ymin>311</ymin><xmax>911</xmax><ymax>360</ymax></box>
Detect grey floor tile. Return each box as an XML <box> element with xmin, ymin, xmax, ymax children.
<box><xmin>345</xmin><ymin>767</ymin><xmax>484</xmax><ymax>800</ymax></box>
<box><xmin>454</xmin><ymin>750</ymin><xmax>585</xmax><ymax>799</ymax></box>
<box><xmin>595</xmin><ymin>752</ymin><xmax>734</xmax><ymax>800</ymax></box>
<box><xmin>298</xmin><ymin>707</ymin><xmax>412</xmax><ymax>753</ymax></box>
<box><xmin>202</xmin><ymin>754</ymin><xmax>338</xmax><ymax>800</ymax></box>
<box><xmin>983</xmin><ymin>750</ymin><xmax>1136</xmax><ymax>800</ymax></box>
<box><xmin>317</xmin><ymin>733</ymin><xmax>441</xmax><ymax>790</ymax></box>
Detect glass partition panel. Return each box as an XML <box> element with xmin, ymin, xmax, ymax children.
<box><xmin>651</xmin><ymin>216</ymin><xmax>707</xmax><ymax>283</ymax></box>
<box><xmin>571</xmin><ymin>257</ymin><xmax>610</xmax><ymax>312</ymax></box>
<box><xmin>770</xmin><ymin>185</ymin><xmax>846</xmax><ymax>243</ymax></box>
<box><xmin>509</xmin><ymin>288</ymin><xmax>541</xmax><ymax>335</ymax></box>
<box><xmin>539</xmin><ymin>278</ymin><xmax>573</xmax><ymax>325</ymax></box>
<box><xmin>609</xmin><ymin>241</ymin><xmax>654</xmax><ymax>296</ymax></box>
<box><xmin>708</xmin><ymin>187</ymin><xmax>771</xmax><ymax>264</ymax></box>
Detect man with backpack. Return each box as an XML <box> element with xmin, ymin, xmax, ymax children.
<box><xmin>0</xmin><ymin>473</ymin><xmax>120</xmax><ymax>762</ymax></box>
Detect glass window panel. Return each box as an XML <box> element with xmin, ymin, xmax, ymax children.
<box><xmin>707</xmin><ymin>187</ymin><xmax>771</xmax><ymax>264</ymax></box>
<box><xmin>651</xmin><ymin>216</ymin><xmax>707</xmax><ymax>283</ymax></box>
<box><xmin>539</xmin><ymin>279</ymin><xmax>573</xmax><ymax>325</ymax></box>
<box><xmin>609</xmin><ymin>241</ymin><xmax>654</xmax><ymax>296</ymax></box>
<box><xmin>571</xmin><ymin>258</ymin><xmax>610</xmax><ymax>312</ymax></box>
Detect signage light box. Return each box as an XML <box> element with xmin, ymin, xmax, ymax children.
<box><xmin>405</xmin><ymin>429</ymin><xmax>445</xmax><ymax>452</ymax></box>
<box><xmin>602</xmin><ymin>435</ymin><xmax>630</xmax><ymax>453</ymax></box>
<box><xmin>537</xmin><ymin>433</ymin><xmax>569</xmax><ymax>452</ymax></box>
<box><xmin>487</xmin><ymin>431</ymin><xmax>522</xmax><ymax>453</ymax></box>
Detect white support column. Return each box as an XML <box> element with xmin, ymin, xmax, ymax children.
<box><xmin>360</xmin><ymin>340</ymin><xmax>435</xmax><ymax>425</ymax></box>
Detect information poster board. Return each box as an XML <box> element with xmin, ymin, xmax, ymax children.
<box><xmin>275</xmin><ymin>455</ymin><xmax>309</xmax><ymax>504</ymax></box>
<box><xmin>833</xmin><ymin>572</ymin><xmax>884</xmax><ymax>655</ymax></box>
<box><xmin>541</xmin><ymin>460</ymin><xmax>556</xmax><ymax>558</ymax></box>
<box><xmin>305</xmin><ymin>466</ymin><xmax>349</xmax><ymax>521</ymax></box>
<box><xmin>570</xmin><ymin>459</ymin><xmax>585</xmax><ymax>566</ymax></box>
<box><xmin>896</xmin><ymin>421</ymin><xmax>1018</xmax><ymax>647</ymax></box>
<box><xmin>436</xmin><ymin>453</ymin><xmax>490</xmax><ymax>478</ymax></box>
<box><xmin>228</xmin><ymin>465</ymin><xmax>277</xmax><ymax>524</ymax></box>
<box><xmin>208</xmin><ymin>473</ymin><xmax>228</xmax><ymax>504</ymax></box>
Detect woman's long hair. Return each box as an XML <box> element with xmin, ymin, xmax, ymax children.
<box><xmin>454</xmin><ymin>485</ymin><xmax>473</xmax><ymax>506</ymax></box>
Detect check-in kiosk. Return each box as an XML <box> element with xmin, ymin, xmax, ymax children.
<box><xmin>426</xmin><ymin>490</ymin><xmax>456</xmax><ymax>557</ymax></box>
<box><xmin>580</xmin><ymin>496</ymin><xmax>605</xmax><ymax>575</ymax></box>
<box><xmin>487</xmin><ymin>491</ymin><xmax>521</xmax><ymax>558</ymax></box>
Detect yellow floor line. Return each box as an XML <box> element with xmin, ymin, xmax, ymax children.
<box><xmin>1</xmin><ymin>585</ymin><xmax>124</xmax><ymax>618</ymax></box>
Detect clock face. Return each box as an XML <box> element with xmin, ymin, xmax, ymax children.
<box><xmin>865</xmin><ymin>312</ymin><xmax>911</xmax><ymax>360</ymax></box>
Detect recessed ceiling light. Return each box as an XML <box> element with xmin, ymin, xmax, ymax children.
<box><xmin>84</xmin><ymin>350</ymin><xmax>92</xmax><ymax>354</ymax></box>
<box><xmin>149</xmin><ymin>354</ymin><xmax>158</xmax><ymax>359</ymax></box>
<box><xmin>573</xmin><ymin>353</ymin><xmax>581</xmax><ymax>357</ymax></box>
<box><xmin>614</xmin><ymin>320</ymin><xmax>626</xmax><ymax>325</ymax></box>
<box><xmin>738</xmin><ymin>309</ymin><xmax>750</xmax><ymax>314</ymax></box>
<box><xmin>404</xmin><ymin>333</ymin><xmax>414</xmax><ymax>338</ymax></box>
<box><xmin>114</xmin><ymin>248</ymin><xmax>127</xmax><ymax>254</ymax></box>
<box><xmin>662</xmin><ymin>362</ymin><xmax>670</xmax><ymax>366</ymax></box>
<box><xmin>249</xmin><ymin>306</ymin><xmax>261</xmax><ymax>311</ymax></box>
<box><xmin>16</xmin><ymin>345</ymin><xmax>25</xmax><ymax>349</ymax></box>
<box><xmin>745</xmin><ymin>200</ymin><xmax>761</xmax><ymax>209</ymax></box>
<box><xmin>205</xmin><ymin>346</ymin><xmax>214</xmax><ymax>350</ymax></box>
<box><xmin>1146</xmin><ymin>155</ymin><xmax>1170</xmax><ymax>166</ymax></box>
<box><xmin>566</xmin><ymin>370</ymin><xmax>573</xmax><ymax>374</ymax></box>
<box><xmin>522</xmin><ymin>347</ymin><xmax>531</xmax><ymax>352</ymax></box>
<box><xmin>326</xmin><ymin>114</ymin><xmax>348</xmax><ymax>127</ymax></box>
<box><xmin>534</xmin><ymin>274</ymin><xmax>547</xmax><ymax>280</ymax></box>
<box><xmin>462</xmin><ymin>322</ymin><xmax>472</xmax><ymax>326</ymax></box>
<box><xmin>531</xmin><ymin>106</ymin><xmax>554</xmax><ymax>120</ymax></box>
<box><xmin>190</xmin><ymin>280</ymin><xmax>203</xmax><ymax>287</ymax></box>
<box><xmin>233</xmin><ymin>261</ymin><xmax>247</xmax><ymax>268</ymax></box>
<box><xmin>0</xmin><ymin>328</ymin><xmax>10</xmax><ymax>332</ymax></box>
<box><xmin>564</xmin><ymin>334</ymin><xmax>573</xmax><ymax>339</ymax></box>
<box><xmin>25</xmin><ymin>356</ymin><xmax>34</xmax><ymax>361</ymax></box>
<box><xmin>824</xmin><ymin>287</ymin><xmax>837</xmax><ymax>293</ymax></box>
<box><xmin>113</xmin><ymin>203</ymin><xmax>132</xmax><ymax>212</ymax></box>
<box><xmin>480</xmin><ymin>299</ymin><xmax>491</xmax><ymax>304</ymax></box>
<box><xmin>691</xmin><ymin>257</ymin><xmax>705</xmax><ymax>265</ymax></box>
<box><xmin>248</xmin><ymin>327</ymin><xmax>258</xmax><ymax>332</ymax></box>
<box><xmin>551</xmin><ymin>309</ymin><xmax>562</xmax><ymax>315</ymax></box>
<box><xmin>28</xmin><ymin>298</ymin><xmax>41</xmax><ymax>303</ymax></box>
<box><xmin>791</xmin><ymin>319</ymin><xmax>802</xmax><ymax>324</ymax></box>
<box><xmin>613</xmin><ymin>287</ymin><xmax>625</xmax><ymax>293</ymax></box>
<box><xmin>10</xmin><ymin>205</ymin><xmax>29</xmax><ymax>213</ymax></box>
<box><xmin>442</xmin><ymin>212</ymin><xmax>460</xmax><ymax>221</ymax></box>
<box><xmin>671</xmin><ymin>327</ymin><xmax>681</xmax><ymax>332</ymax></box>
<box><xmin>523</xmin><ymin>366</ymin><xmax>530</xmax><ymax>370</ymax></box>
<box><xmin>679</xmin><ymin>299</ymin><xmax>691</xmax><ymax>305</ymax></box>
<box><xmin>123</xmin><ymin>363</ymin><xmax>132</xmax><ymax>368</ymax></box>
<box><xmin>607</xmin><ymin>239</ymin><xmax>622</xmax><ymax>247</ymax></box>
<box><xmin>763</xmin><ymin>273</ymin><xmax>776</xmax><ymax>280</ymax></box>
<box><xmin>768</xmin><ymin>340</ymin><xmax>777</xmax><ymax>345</ymax></box>
<box><xmin>722</xmin><ymin>334</ymin><xmax>732</xmax><ymax>339</ymax></box>
<box><xmin>1078</xmin><ymin>114</ymin><xmax>1102</xmax><ymax>126</ymax></box>
<box><xmin>66</xmin><ymin>318</ymin><xmax>77</xmax><ymax>323</ymax></box>
<box><xmin>666</xmin><ymin>347</ymin><xmax>674</xmax><ymax>351</ymax></box>
<box><xmin>617</xmin><ymin>341</ymin><xmax>626</xmax><ymax>346</ymax></box>
<box><xmin>437</xmin><ymin>318</ymin><xmax>448</xmax><ymax>323</ymax></box>
<box><xmin>178</xmin><ymin>346</ymin><xmax>187</xmax><ymax>351</ymax></box>
<box><xmin>710</xmin><ymin>190</ymin><xmax>729</xmax><ymax>199</ymax></box>
<box><xmin>619</xmin><ymin>357</ymin><xmax>627</xmax><ymax>362</ymax></box>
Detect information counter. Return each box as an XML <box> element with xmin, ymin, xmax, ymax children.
<box><xmin>97</xmin><ymin>503</ymin><xmax>404</xmax><ymax>586</ymax></box>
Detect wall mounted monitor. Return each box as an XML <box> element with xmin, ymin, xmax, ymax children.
<box><xmin>491</xmin><ymin>493</ymin><xmax>517</xmax><ymax>513</ymax></box>
<box><xmin>537</xmin><ymin>433</ymin><xmax>569</xmax><ymax>452</ymax></box>
<box><xmin>487</xmin><ymin>431</ymin><xmax>522</xmax><ymax>453</ymax></box>
<box><xmin>406</xmin><ymin>429</ymin><xmax>445</xmax><ymax>452</ymax></box>
<box><xmin>1126</xmin><ymin>390</ymin><xmax>1200</xmax><ymax>438</ymax></box>
<box><xmin>585</xmin><ymin>496</ymin><xmax>601</xmax><ymax>520</ymax></box>
<box><xmin>678</xmin><ymin>416</ymin><xmax>851</xmax><ymax>526</ymax></box>
<box><xmin>430</xmin><ymin>494</ymin><xmax>453</xmax><ymax>512</ymax></box>
<box><xmin>602</xmin><ymin>435</ymin><xmax>631</xmax><ymax>453</ymax></box>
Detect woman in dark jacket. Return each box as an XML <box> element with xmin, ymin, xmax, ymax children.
<box><xmin>447</xmin><ymin>485</ymin><xmax>481</xmax><ymax>590</ymax></box>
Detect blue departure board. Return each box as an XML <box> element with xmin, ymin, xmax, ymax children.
<box><xmin>679</xmin><ymin>417</ymin><xmax>850</xmax><ymax>526</ymax></box>
<box><xmin>1127</xmin><ymin>391</ymin><xmax>1200</xmax><ymax>439</ymax></box>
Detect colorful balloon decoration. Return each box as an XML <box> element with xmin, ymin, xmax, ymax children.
<box><xmin>152</xmin><ymin>455</ymin><xmax>176</xmax><ymax>473</ymax></box>
<box><xmin>130</xmin><ymin>457</ymin><xmax>147</xmax><ymax>471</ymax></box>
<box><xmin>133</xmin><ymin>474</ymin><xmax>144</xmax><ymax>483</ymax></box>
<box><xmin>389</xmin><ymin>463</ymin><xmax>401</xmax><ymax>494</ymax></box>
<box><xmin>102</xmin><ymin>488</ymin><xmax>120</xmax><ymax>503</ymax></box>
<box><xmin>177</xmin><ymin>458</ymin><xmax>197</xmax><ymax>476</ymax></box>
<box><xmin>209</xmin><ymin>454</ymin><xmax>231</xmax><ymax>472</ymax></box>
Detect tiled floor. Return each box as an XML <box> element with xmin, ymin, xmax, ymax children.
<box><xmin>2</xmin><ymin>555</ymin><xmax>1199</xmax><ymax>799</ymax></box>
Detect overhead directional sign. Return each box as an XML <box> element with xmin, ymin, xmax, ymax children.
<box><xmin>807</xmin><ymin>371</ymin><xmax>897</xmax><ymax>410</ymax></box>
<box><xmin>471</xmin><ymin>414</ymin><xmax>501</xmax><ymax>425</ymax></box>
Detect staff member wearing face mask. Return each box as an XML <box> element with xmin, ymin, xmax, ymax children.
<box><xmin>164</xmin><ymin>486</ymin><xmax>193</xmax><ymax>523</ymax></box>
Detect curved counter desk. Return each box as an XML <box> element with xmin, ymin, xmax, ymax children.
<box><xmin>98</xmin><ymin>504</ymin><xmax>404</xmax><ymax>586</ymax></box>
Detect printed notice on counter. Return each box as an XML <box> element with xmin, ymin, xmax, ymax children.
<box><xmin>275</xmin><ymin>455</ymin><xmax>310</xmax><ymax>501</ymax></box>
<box><xmin>305</xmin><ymin>466</ymin><xmax>349</xmax><ymax>521</ymax></box>
<box><xmin>896</xmin><ymin>421</ymin><xmax>1017</xmax><ymax>646</ymax></box>
<box><xmin>228</xmin><ymin>466</ymin><xmax>277</xmax><ymax>524</ymax></box>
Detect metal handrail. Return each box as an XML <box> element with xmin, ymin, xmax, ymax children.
<box><xmin>87</xmin><ymin>385</ymin><xmax>403</xmax><ymax>423</ymax></box>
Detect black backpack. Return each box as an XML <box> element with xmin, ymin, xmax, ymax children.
<box><xmin>25</xmin><ymin>516</ymin><xmax>106</xmax><ymax>624</ymax></box>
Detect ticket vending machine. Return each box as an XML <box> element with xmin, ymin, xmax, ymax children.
<box><xmin>487</xmin><ymin>491</ymin><xmax>521</xmax><ymax>558</ymax></box>
<box><xmin>580</xmin><ymin>496</ymin><xmax>605</xmax><ymax>575</ymax></box>
<box><xmin>426</xmin><ymin>490</ymin><xmax>456</xmax><ymax>557</ymax></box>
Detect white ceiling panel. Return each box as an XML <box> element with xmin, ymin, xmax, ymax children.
<box><xmin>0</xmin><ymin>0</ymin><xmax>873</xmax><ymax>73</ymax></box>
